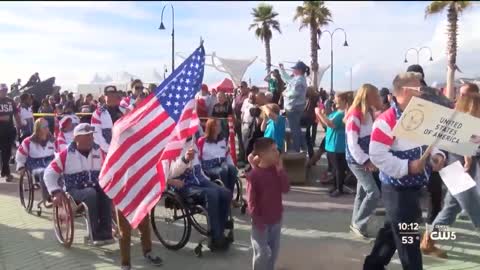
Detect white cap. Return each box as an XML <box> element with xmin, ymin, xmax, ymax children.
<box><xmin>59</xmin><ymin>115</ymin><xmax>73</xmax><ymax>129</ymax></box>
<box><xmin>73</xmin><ymin>123</ymin><xmax>95</xmax><ymax>137</ymax></box>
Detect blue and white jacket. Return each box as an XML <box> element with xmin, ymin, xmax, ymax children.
<box><xmin>369</xmin><ymin>102</ymin><xmax>445</xmax><ymax>188</ymax></box>
<box><xmin>91</xmin><ymin>105</ymin><xmax>123</xmax><ymax>153</ymax></box>
<box><xmin>165</xmin><ymin>143</ymin><xmax>210</xmax><ymax>188</ymax></box>
<box><xmin>44</xmin><ymin>142</ymin><xmax>105</xmax><ymax>193</ymax></box>
<box><xmin>16</xmin><ymin>135</ymin><xmax>55</xmax><ymax>172</ymax></box>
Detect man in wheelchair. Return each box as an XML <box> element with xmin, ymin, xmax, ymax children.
<box><xmin>167</xmin><ymin>141</ymin><xmax>233</xmax><ymax>252</ymax></box>
<box><xmin>44</xmin><ymin>123</ymin><xmax>114</xmax><ymax>246</ymax></box>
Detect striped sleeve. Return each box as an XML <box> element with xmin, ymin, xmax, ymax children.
<box><xmin>369</xmin><ymin>116</ymin><xmax>409</xmax><ymax>179</ymax></box>
<box><xmin>346</xmin><ymin>111</ymin><xmax>369</xmax><ymax>164</ymax></box>
<box><xmin>44</xmin><ymin>149</ymin><xmax>67</xmax><ymax>194</ymax></box>
<box><xmin>15</xmin><ymin>137</ymin><xmax>30</xmax><ymax>171</ymax></box>
<box><xmin>91</xmin><ymin>109</ymin><xmax>110</xmax><ymax>153</ymax></box>
<box><xmin>56</xmin><ymin>132</ymin><xmax>67</xmax><ymax>153</ymax></box>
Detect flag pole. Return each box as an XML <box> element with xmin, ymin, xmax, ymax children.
<box><xmin>200</xmin><ymin>36</ymin><xmax>204</xmax><ymax>47</ymax></box>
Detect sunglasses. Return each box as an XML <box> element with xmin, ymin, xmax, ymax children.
<box><xmin>40</xmin><ymin>123</ymin><xmax>49</xmax><ymax>129</ymax></box>
<box><xmin>402</xmin><ymin>86</ymin><xmax>421</xmax><ymax>92</ymax></box>
<box><xmin>135</xmin><ymin>86</ymin><xmax>145</xmax><ymax>91</ymax></box>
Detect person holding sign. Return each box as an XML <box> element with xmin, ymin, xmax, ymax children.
<box><xmin>421</xmin><ymin>92</ymin><xmax>480</xmax><ymax>258</ymax></box>
<box><xmin>345</xmin><ymin>84</ymin><xmax>382</xmax><ymax>239</ymax></box>
<box><xmin>363</xmin><ymin>72</ymin><xmax>446</xmax><ymax>270</ymax></box>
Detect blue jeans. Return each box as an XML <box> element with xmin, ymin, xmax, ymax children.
<box><xmin>204</xmin><ymin>163</ymin><xmax>237</xmax><ymax>194</ymax></box>
<box><xmin>251</xmin><ymin>222</ymin><xmax>282</xmax><ymax>270</ymax></box>
<box><xmin>349</xmin><ymin>162</ymin><xmax>380</xmax><ymax>232</ymax></box>
<box><xmin>186</xmin><ymin>180</ymin><xmax>231</xmax><ymax>240</ymax></box>
<box><xmin>69</xmin><ymin>187</ymin><xmax>113</xmax><ymax>241</ymax></box>
<box><xmin>364</xmin><ymin>184</ymin><xmax>423</xmax><ymax>270</ymax></box>
<box><xmin>286</xmin><ymin>110</ymin><xmax>306</xmax><ymax>152</ymax></box>
<box><xmin>433</xmin><ymin>187</ymin><xmax>480</xmax><ymax>229</ymax></box>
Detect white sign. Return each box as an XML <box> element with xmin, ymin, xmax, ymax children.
<box><xmin>393</xmin><ymin>97</ymin><xmax>480</xmax><ymax>156</ymax></box>
<box><xmin>439</xmin><ymin>161</ymin><xmax>477</xmax><ymax>196</ymax></box>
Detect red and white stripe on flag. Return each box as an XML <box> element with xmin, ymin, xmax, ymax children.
<box><xmin>99</xmin><ymin>45</ymin><xmax>205</xmax><ymax>228</ymax></box>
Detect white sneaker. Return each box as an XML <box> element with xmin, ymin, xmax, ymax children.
<box><xmin>350</xmin><ymin>224</ymin><xmax>369</xmax><ymax>239</ymax></box>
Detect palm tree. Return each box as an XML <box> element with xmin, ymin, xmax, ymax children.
<box><xmin>425</xmin><ymin>1</ymin><xmax>472</xmax><ymax>100</ymax></box>
<box><xmin>294</xmin><ymin>1</ymin><xmax>332</xmax><ymax>91</ymax></box>
<box><xmin>249</xmin><ymin>3</ymin><xmax>281</xmax><ymax>73</ymax></box>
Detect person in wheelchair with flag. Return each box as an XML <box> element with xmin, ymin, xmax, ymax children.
<box><xmin>197</xmin><ymin>118</ymin><xmax>238</xmax><ymax>195</ymax></box>
<box><xmin>44</xmin><ymin>123</ymin><xmax>114</xmax><ymax>246</ymax></box>
<box><xmin>167</xmin><ymin>139</ymin><xmax>233</xmax><ymax>252</ymax></box>
<box><xmin>16</xmin><ymin>118</ymin><xmax>55</xmax><ymax>210</ymax></box>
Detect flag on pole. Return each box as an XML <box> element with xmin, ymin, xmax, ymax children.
<box><xmin>99</xmin><ymin>45</ymin><xmax>205</xmax><ymax>228</ymax></box>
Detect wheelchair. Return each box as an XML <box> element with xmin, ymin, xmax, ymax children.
<box><xmin>204</xmin><ymin>169</ymin><xmax>248</xmax><ymax>215</ymax></box>
<box><xmin>18</xmin><ymin>168</ymin><xmax>52</xmax><ymax>216</ymax></box>
<box><xmin>51</xmin><ymin>187</ymin><xmax>119</xmax><ymax>248</ymax></box>
<box><xmin>150</xmin><ymin>179</ymin><xmax>234</xmax><ymax>258</ymax></box>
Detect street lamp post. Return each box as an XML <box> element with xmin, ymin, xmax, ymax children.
<box><xmin>163</xmin><ymin>65</ymin><xmax>168</xmax><ymax>80</ymax></box>
<box><xmin>404</xmin><ymin>46</ymin><xmax>433</xmax><ymax>65</ymax></box>
<box><xmin>159</xmin><ymin>4</ymin><xmax>175</xmax><ymax>72</ymax></box>
<box><xmin>318</xmin><ymin>28</ymin><xmax>349</xmax><ymax>95</ymax></box>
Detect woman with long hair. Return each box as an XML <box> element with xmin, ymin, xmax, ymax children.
<box><xmin>197</xmin><ymin>118</ymin><xmax>237</xmax><ymax>194</ymax></box>
<box><xmin>421</xmin><ymin>92</ymin><xmax>480</xmax><ymax>258</ymax></box>
<box><xmin>345</xmin><ymin>84</ymin><xmax>382</xmax><ymax>238</ymax></box>
<box><xmin>16</xmin><ymin>118</ymin><xmax>55</xmax><ymax>199</ymax></box>
<box><xmin>315</xmin><ymin>91</ymin><xmax>353</xmax><ymax>197</ymax></box>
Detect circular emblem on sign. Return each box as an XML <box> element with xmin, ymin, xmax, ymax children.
<box><xmin>401</xmin><ymin>109</ymin><xmax>424</xmax><ymax>131</ymax></box>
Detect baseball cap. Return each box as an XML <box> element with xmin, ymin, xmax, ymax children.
<box><xmin>104</xmin><ymin>85</ymin><xmax>118</xmax><ymax>95</ymax></box>
<box><xmin>0</xmin><ymin>83</ymin><xmax>7</xmax><ymax>91</ymax></box>
<box><xmin>291</xmin><ymin>61</ymin><xmax>309</xmax><ymax>73</ymax></box>
<box><xmin>73</xmin><ymin>123</ymin><xmax>95</xmax><ymax>137</ymax></box>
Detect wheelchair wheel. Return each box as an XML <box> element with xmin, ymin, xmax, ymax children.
<box><xmin>19</xmin><ymin>171</ymin><xmax>34</xmax><ymax>213</ymax></box>
<box><xmin>189</xmin><ymin>205</ymin><xmax>209</xmax><ymax>236</ymax></box>
<box><xmin>151</xmin><ymin>192</ymin><xmax>191</xmax><ymax>250</ymax></box>
<box><xmin>53</xmin><ymin>194</ymin><xmax>75</xmax><ymax>248</ymax></box>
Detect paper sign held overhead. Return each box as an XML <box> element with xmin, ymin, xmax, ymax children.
<box><xmin>439</xmin><ymin>161</ymin><xmax>477</xmax><ymax>196</ymax></box>
<box><xmin>392</xmin><ymin>97</ymin><xmax>480</xmax><ymax>156</ymax></box>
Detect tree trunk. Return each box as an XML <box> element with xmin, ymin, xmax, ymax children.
<box><xmin>310</xmin><ymin>21</ymin><xmax>319</xmax><ymax>91</ymax></box>
<box><xmin>445</xmin><ymin>3</ymin><xmax>458</xmax><ymax>100</ymax></box>
<box><xmin>265</xmin><ymin>38</ymin><xmax>271</xmax><ymax>74</ymax></box>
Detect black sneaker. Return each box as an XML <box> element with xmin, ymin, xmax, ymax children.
<box><xmin>225</xmin><ymin>220</ymin><xmax>234</xmax><ymax>230</ymax></box>
<box><xmin>5</xmin><ymin>175</ymin><xmax>13</xmax><ymax>182</ymax></box>
<box><xmin>144</xmin><ymin>251</ymin><xmax>163</xmax><ymax>266</ymax></box>
<box><xmin>329</xmin><ymin>190</ymin><xmax>344</xmax><ymax>198</ymax></box>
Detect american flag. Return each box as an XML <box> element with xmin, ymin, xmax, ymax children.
<box><xmin>99</xmin><ymin>45</ymin><xmax>205</xmax><ymax>228</ymax></box>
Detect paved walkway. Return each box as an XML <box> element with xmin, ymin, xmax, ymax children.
<box><xmin>0</xmin><ymin>164</ymin><xmax>479</xmax><ymax>270</ymax></box>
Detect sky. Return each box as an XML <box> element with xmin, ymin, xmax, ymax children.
<box><xmin>1</xmin><ymin>1</ymin><xmax>480</xmax><ymax>92</ymax></box>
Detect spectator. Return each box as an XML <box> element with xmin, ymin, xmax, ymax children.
<box><xmin>241</xmin><ymin>92</ymin><xmax>257</xmax><ymax>159</ymax></box>
<box><xmin>264</xmin><ymin>69</ymin><xmax>284</xmax><ymax>105</ymax></box>
<box><xmin>212</xmin><ymin>91</ymin><xmax>233</xmax><ymax>139</ymax></box>
<box><xmin>85</xmin><ymin>93</ymin><xmax>97</xmax><ymax>112</ymax></box>
<box><xmin>379</xmin><ymin>88</ymin><xmax>391</xmax><ymax>113</ymax></box>
<box><xmin>18</xmin><ymin>93</ymin><xmax>34</xmax><ymax>143</ymax></box>
<box><xmin>39</xmin><ymin>98</ymin><xmax>55</xmax><ymax>134</ymax></box>
<box><xmin>197</xmin><ymin>118</ymin><xmax>237</xmax><ymax>194</ymax></box>
<box><xmin>302</xmin><ymin>86</ymin><xmax>320</xmax><ymax>158</ymax></box>
<box><xmin>48</xmin><ymin>95</ymin><xmax>56</xmax><ymax>109</ymax></box>
<box><xmin>195</xmin><ymin>84</ymin><xmax>215</xmax><ymax>119</ymax></box>
<box><xmin>31</xmin><ymin>94</ymin><xmax>41</xmax><ymax>113</ymax></box>
<box><xmin>246</xmin><ymin>137</ymin><xmax>290</xmax><ymax>270</ymax></box>
<box><xmin>244</xmin><ymin>107</ymin><xmax>264</xmax><ymax>171</ymax></box>
<box><xmin>0</xmin><ymin>83</ymin><xmax>21</xmax><ymax>182</ymax></box>
<box><xmin>232</xmin><ymin>81</ymin><xmax>250</xmax><ymax>164</ymax></box>
<box><xmin>315</xmin><ymin>91</ymin><xmax>353</xmax><ymax>197</ymax></box>
<box><xmin>261</xmin><ymin>103</ymin><xmax>286</xmax><ymax>153</ymax></box>
<box><xmin>421</xmin><ymin>92</ymin><xmax>480</xmax><ymax>258</ymax></box>
<box><xmin>345</xmin><ymin>84</ymin><xmax>382</xmax><ymax>238</ymax></box>
<box><xmin>279</xmin><ymin>61</ymin><xmax>309</xmax><ymax>153</ymax></box>
<box><xmin>458</xmin><ymin>82</ymin><xmax>479</xmax><ymax>98</ymax></box>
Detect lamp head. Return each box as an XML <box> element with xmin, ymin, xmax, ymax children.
<box><xmin>429</xmin><ymin>56</ymin><xmax>433</xmax><ymax>61</ymax></box>
<box><xmin>404</xmin><ymin>59</ymin><xmax>408</xmax><ymax>63</ymax></box>
<box><xmin>159</xmin><ymin>22</ymin><xmax>166</xmax><ymax>30</ymax></box>
<box><xmin>343</xmin><ymin>40</ymin><xmax>349</xmax><ymax>47</ymax></box>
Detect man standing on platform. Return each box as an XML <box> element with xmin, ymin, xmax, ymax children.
<box><xmin>363</xmin><ymin>72</ymin><xmax>446</xmax><ymax>270</ymax></box>
<box><xmin>91</xmin><ymin>85</ymin><xmax>163</xmax><ymax>270</ymax></box>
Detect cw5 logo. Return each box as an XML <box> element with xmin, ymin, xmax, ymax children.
<box><xmin>430</xmin><ymin>230</ymin><xmax>456</xmax><ymax>241</ymax></box>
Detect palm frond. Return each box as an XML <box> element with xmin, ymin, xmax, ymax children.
<box><xmin>425</xmin><ymin>1</ymin><xmax>450</xmax><ymax>18</ymax></box>
<box><xmin>455</xmin><ymin>1</ymin><xmax>473</xmax><ymax>13</ymax></box>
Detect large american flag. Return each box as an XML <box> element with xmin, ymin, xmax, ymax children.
<box><xmin>99</xmin><ymin>45</ymin><xmax>205</xmax><ymax>228</ymax></box>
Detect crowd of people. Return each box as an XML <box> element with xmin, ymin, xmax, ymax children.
<box><xmin>0</xmin><ymin>60</ymin><xmax>479</xmax><ymax>270</ymax></box>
